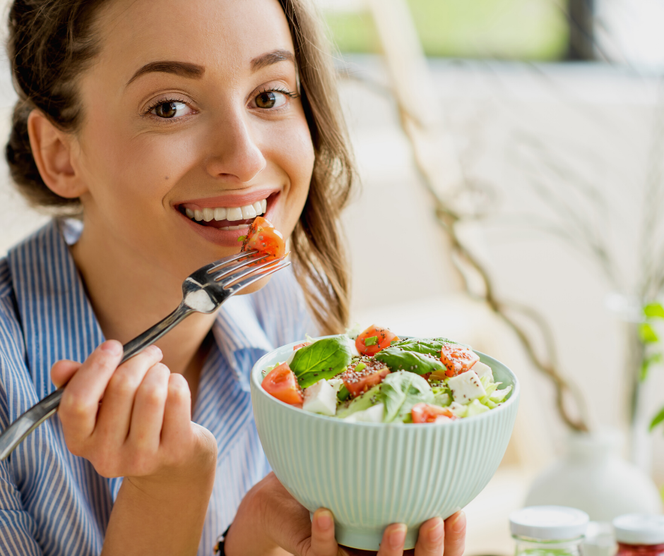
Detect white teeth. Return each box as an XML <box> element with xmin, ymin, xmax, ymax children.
<box><xmin>184</xmin><ymin>198</ymin><xmax>268</xmax><ymax>223</ymax></box>
<box><xmin>226</xmin><ymin>207</ymin><xmax>243</xmax><ymax>221</ymax></box>
<box><xmin>241</xmin><ymin>204</ymin><xmax>257</xmax><ymax>219</ymax></box>
<box><xmin>222</xmin><ymin>224</ymin><xmax>247</xmax><ymax>231</ymax></box>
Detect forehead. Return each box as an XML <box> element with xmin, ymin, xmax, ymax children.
<box><xmin>94</xmin><ymin>0</ymin><xmax>294</xmax><ymax>80</ymax></box>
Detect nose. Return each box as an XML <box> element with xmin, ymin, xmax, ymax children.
<box><xmin>205</xmin><ymin>111</ymin><xmax>266</xmax><ymax>183</ymax></box>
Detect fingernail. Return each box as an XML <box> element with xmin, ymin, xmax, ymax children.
<box><xmin>101</xmin><ymin>340</ymin><xmax>122</xmax><ymax>355</ymax></box>
<box><xmin>389</xmin><ymin>525</ymin><xmax>407</xmax><ymax>549</ymax></box>
<box><xmin>451</xmin><ymin>512</ymin><xmax>466</xmax><ymax>534</ymax></box>
<box><xmin>316</xmin><ymin>509</ymin><xmax>333</xmax><ymax>532</ymax></box>
<box><xmin>428</xmin><ymin>519</ymin><xmax>445</xmax><ymax>544</ymax></box>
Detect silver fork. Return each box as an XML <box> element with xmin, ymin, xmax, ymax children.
<box><xmin>0</xmin><ymin>250</ymin><xmax>290</xmax><ymax>461</ymax></box>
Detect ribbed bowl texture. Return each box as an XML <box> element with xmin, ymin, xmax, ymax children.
<box><xmin>250</xmin><ymin>340</ymin><xmax>520</xmax><ymax>550</ymax></box>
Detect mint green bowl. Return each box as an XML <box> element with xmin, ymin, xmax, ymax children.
<box><xmin>250</xmin><ymin>340</ymin><xmax>520</xmax><ymax>550</ymax></box>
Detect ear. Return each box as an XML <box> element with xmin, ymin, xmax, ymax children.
<box><xmin>27</xmin><ymin>110</ymin><xmax>87</xmax><ymax>199</ymax></box>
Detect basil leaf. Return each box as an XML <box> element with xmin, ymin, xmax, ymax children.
<box><xmin>390</xmin><ymin>337</ymin><xmax>467</xmax><ymax>357</ymax></box>
<box><xmin>379</xmin><ymin>371</ymin><xmax>433</xmax><ymax>423</ymax></box>
<box><xmin>375</xmin><ymin>345</ymin><xmax>445</xmax><ymax>375</ymax></box>
<box><xmin>289</xmin><ymin>336</ymin><xmax>352</xmax><ymax>388</ymax></box>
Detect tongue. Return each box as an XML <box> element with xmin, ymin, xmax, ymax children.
<box><xmin>198</xmin><ymin>218</ymin><xmax>254</xmax><ymax>229</ymax></box>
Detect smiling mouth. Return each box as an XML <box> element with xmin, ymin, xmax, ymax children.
<box><xmin>178</xmin><ymin>196</ymin><xmax>269</xmax><ymax>230</ymax></box>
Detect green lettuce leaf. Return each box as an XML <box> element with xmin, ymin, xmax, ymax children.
<box><xmin>489</xmin><ymin>384</ymin><xmax>512</xmax><ymax>403</ymax></box>
<box><xmin>379</xmin><ymin>371</ymin><xmax>433</xmax><ymax>423</ymax></box>
<box><xmin>289</xmin><ymin>336</ymin><xmax>352</xmax><ymax>388</ymax></box>
<box><xmin>465</xmin><ymin>399</ymin><xmax>491</xmax><ymax>417</ymax></box>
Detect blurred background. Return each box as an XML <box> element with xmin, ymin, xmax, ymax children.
<box><xmin>1</xmin><ymin>0</ymin><xmax>664</xmax><ymax>554</ymax></box>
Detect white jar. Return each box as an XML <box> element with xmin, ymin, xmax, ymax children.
<box><xmin>510</xmin><ymin>506</ymin><xmax>589</xmax><ymax>556</ymax></box>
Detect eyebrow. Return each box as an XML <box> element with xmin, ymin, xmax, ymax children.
<box><xmin>127</xmin><ymin>61</ymin><xmax>205</xmax><ymax>86</ymax></box>
<box><xmin>251</xmin><ymin>49</ymin><xmax>295</xmax><ymax>72</ymax></box>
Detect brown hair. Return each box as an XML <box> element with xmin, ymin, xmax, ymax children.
<box><xmin>6</xmin><ymin>0</ymin><xmax>355</xmax><ymax>335</ymax></box>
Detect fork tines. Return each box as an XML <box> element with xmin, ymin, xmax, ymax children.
<box><xmin>224</xmin><ymin>259</ymin><xmax>291</xmax><ymax>295</ymax></box>
<box><xmin>206</xmin><ymin>249</ymin><xmax>261</xmax><ymax>274</ymax></box>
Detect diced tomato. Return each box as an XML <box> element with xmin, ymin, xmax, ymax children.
<box><xmin>411</xmin><ymin>403</ymin><xmax>458</xmax><ymax>424</ymax></box>
<box><xmin>440</xmin><ymin>343</ymin><xmax>479</xmax><ymax>377</ymax></box>
<box><xmin>355</xmin><ymin>325</ymin><xmax>399</xmax><ymax>356</ymax></box>
<box><xmin>292</xmin><ymin>342</ymin><xmax>311</xmax><ymax>351</ymax></box>
<box><xmin>341</xmin><ymin>360</ymin><xmax>390</xmax><ymax>398</ymax></box>
<box><xmin>261</xmin><ymin>362</ymin><xmax>303</xmax><ymax>405</ymax></box>
<box><xmin>242</xmin><ymin>216</ymin><xmax>286</xmax><ymax>261</ymax></box>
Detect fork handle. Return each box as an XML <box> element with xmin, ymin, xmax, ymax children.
<box><xmin>0</xmin><ymin>302</ymin><xmax>194</xmax><ymax>461</ymax></box>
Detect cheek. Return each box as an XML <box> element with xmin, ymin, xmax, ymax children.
<box><xmin>279</xmin><ymin>121</ymin><xmax>315</xmax><ymax>195</ymax></box>
<box><xmin>79</xmin><ymin>122</ymin><xmax>199</xmax><ymax>207</ymax></box>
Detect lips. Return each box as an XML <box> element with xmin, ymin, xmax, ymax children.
<box><xmin>177</xmin><ymin>191</ymin><xmax>277</xmax><ymax>231</ymax></box>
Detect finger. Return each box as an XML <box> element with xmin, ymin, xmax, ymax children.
<box><xmin>443</xmin><ymin>512</ymin><xmax>465</xmax><ymax>556</ymax></box>
<box><xmin>377</xmin><ymin>523</ymin><xmax>408</xmax><ymax>556</ymax></box>
<box><xmin>309</xmin><ymin>508</ymin><xmax>338</xmax><ymax>556</ymax></box>
<box><xmin>160</xmin><ymin>373</ymin><xmax>193</xmax><ymax>458</ymax></box>
<box><xmin>413</xmin><ymin>517</ymin><xmax>444</xmax><ymax>556</ymax></box>
<box><xmin>51</xmin><ymin>360</ymin><xmax>82</xmax><ymax>389</ymax></box>
<box><xmin>126</xmin><ymin>363</ymin><xmax>170</xmax><ymax>469</ymax></box>
<box><xmin>93</xmin><ymin>345</ymin><xmax>163</xmax><ymax>446</ymax></box>
<box><xmin>58</xmin><ymin>340</ymin><xmax>123</xmax><ymax>444</ymax></box>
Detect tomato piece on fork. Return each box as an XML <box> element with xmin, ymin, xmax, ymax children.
<box><xmin>241</xmin><ymin>216</ymin><xmax>286</xmax><ymax>260</ymax></box>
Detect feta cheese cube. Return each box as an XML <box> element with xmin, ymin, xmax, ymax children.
<box><xmin>472</xmin><ymin>361</ymin><xmax>493</xmax><ymax>381</ymax></box>
<box><xmin>303</xmin><ymin>380</ymin><xmax>337</xmax><ymax>416</ymax></box>
<box><xmin>447</xmin><ymin>370</ymin><xmax>486</xmax><ymax>404</ymax></box>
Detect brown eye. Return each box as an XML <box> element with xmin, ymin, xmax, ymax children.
<box><xmin>149</xmin><ymin>100</ymin><xmax>191</xmax><ymax>119</ymax></box>
<box><xmin>256</xmin><ymin>92</ymin><xmax>277</xmax><ymax>109</ymax></box>
<box><xmin>155</xmin><ymin>102</ymin><xmax>178</xmax><ymax>118</ymax></box>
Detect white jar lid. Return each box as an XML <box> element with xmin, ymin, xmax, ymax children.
<box><xmin>613</xmin><ymin>514</ymin><xmax>664</xmax><ymax>545</ymax></box>
<box><xmin>510</xmin><ymin>506</ymin><xmax>589</xmax><ymax>540</ymax></box>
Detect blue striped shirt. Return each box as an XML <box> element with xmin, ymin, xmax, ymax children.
<box><xmin>0</xmin><ymin>219</ymin><xmax>316</xmax><ymax>555</ymax></box>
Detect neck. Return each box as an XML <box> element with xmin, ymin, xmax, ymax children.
<box><xmin>70</xmin><ymin>230</ymin><xmax>218</xmax><ymax>383</ymax></box>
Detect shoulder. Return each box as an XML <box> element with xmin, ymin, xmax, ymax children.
<box><xmin>0</xmin><ymin>257</ymin><xmax>29</xmax><ymax>423</ymax></box>
<box><xmin>0</xmin><ymin>256</ymin><xmax>22</xmax><ymax>345</ymax></box>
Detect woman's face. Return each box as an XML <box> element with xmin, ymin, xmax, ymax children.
<box><xmin>71</xmin><ymin>0</ymin><xmax>314</xmax><ymax>279</ymax></box>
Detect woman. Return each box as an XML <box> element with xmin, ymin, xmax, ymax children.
<box><xmin>0</xmin><ymin>0</ymin><xmax>466</xmax><ymax>554</ymax></box>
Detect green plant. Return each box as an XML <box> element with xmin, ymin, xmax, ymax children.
<box><xmin>641</xmin><ymin>301</ymin><xmax>664</xmax><ymax>433</ymax></box>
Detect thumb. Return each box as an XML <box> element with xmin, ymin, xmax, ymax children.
<box><xmin>51</xmin><ymin>360</ymin><xmax>83</xmax><ymax>389</ymax></box>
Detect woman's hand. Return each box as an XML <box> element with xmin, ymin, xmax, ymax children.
<box><xmin>224</xmin><ymin>472</ymin><xmax>466</xmax><ymax>556</ymax></box>
<box><xmin>51</xmin><ymin>340</ymin><xmax>217</xmax><ymax>556</ymax></box>
<box><xmin>51</xmin><ymin>340</ymin><xmax>216</xmax><ymax>481</ymax></box>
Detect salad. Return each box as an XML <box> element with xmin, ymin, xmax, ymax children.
<box><xmin>260</xmin><ymin>325</ymin><xmax>513</xmax><ymax>424</ymax></box>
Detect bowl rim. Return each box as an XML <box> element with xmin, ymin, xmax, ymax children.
<box><xmin>250</xmin><ymin>335</ymin><xmax>520</xmax><ymax>427</ymax></box>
